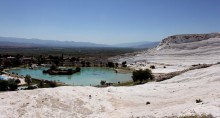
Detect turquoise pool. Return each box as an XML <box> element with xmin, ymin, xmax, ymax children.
<box><xmin>8</xmin><ymin>67</ymin><xmax>132</xmax><ymax>86</ymax></box>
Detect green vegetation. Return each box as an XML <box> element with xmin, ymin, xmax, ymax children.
<box><xmin>7</xmin><ymin>79</ymin><xmax>18</xmax><ymax>91</ymax></box>
<box><xmin>113</xmin><ymin>80</ymin><xmax>136</xmax><ymax>86</ymax></box>
<box><xmin>0</xmin><ymin>79</ymin><xmax>19</xmax><ymax>91</ymax></box>
<box><xmin>150</xmin><ymin>65</ymin><xmax>155</xmax><ymax>69</ymax></box>
<box><xmin>32</xmin><ymin>79</ymin><xmax>59</xmax><ymax>88</ymax></box>
<box><xmin>21</xmin><ymin>79</ymin><xmax>62</xmax><ymax>89</ymax></box>
<box><xmin>0</xmin><ymin>47</ymin><xmax>141</xmax><ymax>69</ymax></box>
<box><xmin>132</xmin><ymin>69</ymin><xmax>154</xmax><ymax>83</ymax></box>
<box><xmin>15</xmin><ymin>79</ymin><xmax>21</xmax><ymax>84</ymax></box>
<box><xmin>122</xmin><ymin>61</ymin><xmax>127</xmax><ymax>67</ymax></box>
<box><xmin>75</xmin><ymin>67</ymin><xmax>81</xmax><ymax>72</ymax></box>
<box><xmin>0</xmin><ymin>47</ymin><xmax>141</xmax><ymax>88</ymax></box>
<box><xmin>0</xmin><ymin>80</ymin><xmax>9</xmax><ymax>91</ymax></box>
<box><xmin>50</xmin><ymin>65</ymin><xmax>57</xmax><ymax>70</ymax></box>
<box><xmin>107</xmin><ymin>62</ymin><xmax>115</xmax><ymax>67</ymax></box>
<box><xmin>100</xmin><ymin>80</ymin><xmax>106</xmax><ymax>86</ymax></box>
<box><xmin>49</xmin><ymin>81</ymin><xmax>57</xmax><ymax>87</ymax></box>
<box><xmin>39</xmin><ymin>80</ymin><xmax>44</xmax><ymax>88</ymax></box>
<box><xmin>25</xmin><ymin>74</ymin><xmax>32</xmax><ymax>87</ymax></box>
<box><xmin>43</xmin><ymin>65</ymin><xmax>81</xmax><ymax>75</ymax></box>
<box><xmin>0</xmin><ymin>47</ymin><xmax>140</xmax><ymax>57</ymax></box>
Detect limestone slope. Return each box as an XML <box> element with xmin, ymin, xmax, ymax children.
<box><xmin>114</xmin><ymin>33</ymin><xmax>220</xmax><ymax>66</ymax></box>
<box><xmin>0</xmin><ymin>64</ymin><xmax>220</xmax><ymax>118</ymax></box>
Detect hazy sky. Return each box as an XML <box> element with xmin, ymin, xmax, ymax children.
<box><xmin>0</xmin><ymin>0</ymin><xmax>220</xmax><ymax>44</ymax></box>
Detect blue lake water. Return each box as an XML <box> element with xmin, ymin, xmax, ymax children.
<box><xmin>8</xmin><ymin>67</ymin><xmax>132</xmax><ymax>86</ymax></box>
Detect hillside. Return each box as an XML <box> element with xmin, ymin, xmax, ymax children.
<box><xmin>113</xmin><ymin>33</ymin><xmax>220</xmax><ymax>67</ymax></box>
<box><xmin>0</xmin><ymin>64</ymin><xmax>220</xmax><ymax>117</ymax></box>
<box><xmin>156</xmin><ymin>33</ymin><xmax>220</xmax><ymax>50</ymax></box>
<box><xmin>112</xmin><ymin>41</ymin><xmax>160</xmax><ymax>48</ymax></box>
<box><xmin>0</xmin><ymin>37</ymin><xmax>109</xmax><ymax>48</ymax></box>
<box><xmin>1</xmin><ymin>33</ymin><xmax>220</xmax><ymax>117</ymax></box>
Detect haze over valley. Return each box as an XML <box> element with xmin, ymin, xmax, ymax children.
<box><xmin>0</xmin><ymin>36</ymin><xmax>159</xmax><ymax>48</ymax></box>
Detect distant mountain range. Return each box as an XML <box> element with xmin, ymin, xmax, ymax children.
<box><xmin>0</xmin><ymin>37</ymin><xmax>110</xmax><ymax>48</ymax></box>
<box><xmin>0</xmin><ymin>36</ymin><xmax>159</xmax><ymax>48</ymax></box>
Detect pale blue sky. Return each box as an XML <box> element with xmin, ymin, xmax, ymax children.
<box><xmin>0</xmin><ymin>0</ymin><xmax>220</xmax><ymax>44</ymax></box>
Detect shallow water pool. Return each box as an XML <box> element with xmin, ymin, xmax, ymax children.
<box><xmin>8</xmin><ymin>67</ymin><xmax>132</xmax><ymax>86</ymax></box>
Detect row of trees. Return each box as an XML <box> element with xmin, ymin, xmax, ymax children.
<box><xmin>43</xmin><ymin>65</ymin><xmax>81</xmax><ymax>75</ymax></box>
<box><xmin>106</xmin><ymin>61</ymin><xmax>127</xmax><ymax>68</ymax></box>
<box><xmin>1</xmin><ymin>53</ymin><xmax>129</xmax><ymax>68</ymax></box>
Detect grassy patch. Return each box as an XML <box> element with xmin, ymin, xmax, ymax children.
<box><xmin>113</xmin><ymin>80</ymin><xmax>135</xmax><ymax>86</ymax></box>
<box><xmin>113</xmin><ymin>80</ymin><xmax>152</xmax><ymax>86</ymax></box>
<box><xmin>19</xmin><ymin>78</ymin><xmax>66</xmax><ymax>89</ymax></box>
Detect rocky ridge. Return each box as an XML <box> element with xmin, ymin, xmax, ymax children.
<box><xmin>156</xmin><ymin>33</ymin><xmax>220</xmax><ymax>50</ymax></box>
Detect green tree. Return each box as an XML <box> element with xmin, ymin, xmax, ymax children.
<box><xmin>76</xmin><ymin>57</ymin><xmax>80</xmax><ymax>62</ymax></box>
<box><xmin>150</xmin><ymin>65</ymin><xmax>155</xmax><ymax>69</ymax></box>
<box><xmin>8</xmin><ymin>82</ymin><xmax>18</xmax><ymax>91</ymax></box>
<box><xmin>122</xmin><ymin>61</ymin><xmax>127</xmax><ymax>67</ymax></box>
<box><xmin>81</xmin><ymin>61</ymin><xmax>85</xmax><ymax>67</ymax></box>
<box><xmin>75</xmin><ymin>67</ymin><xmax>81</xmax><ymax>72</ymax></box>
<box><xmin>15</xmin><ymin>79</ymin><xmax>21</xmax><ymax>84</ymax></box>
<box><xmin>25</xmin><ymin>74</ymin><xmax>32</xmax><ymax>86</ymax></box>
<box><xmin>39</xmin><ymin>80</ymin><xmax>44</xmax><ymax>88</ymax></box>
<box><xmin>107</xmin><ymin>62</ymin><xmax>114</xmax><ymax>67</ymax></box>
<box><xmin>4</xmin><ymin>60</ymin><xmax>12</xmax><ymax>67</ymax></box>
<box><xmin>11</xmin><ymin>59</ymin><xmax>21</xmax><ymax>67</ymax></box>
<box><xmin>49</xmin><ymin>81</ymin><xmax>57</xmax><ymax>87</ymax></box>
<box><xmin>61</xmin><ymin>53</ymin><xmax>64</xmax><ymax>60</ymax></box>
<box><xmin>8</xmin><ymin>79</ymin><xmax>18</xmax><ymax>91</ymax></box>
<box><xmin>50</xmin><ymin>65</ymin><xmax>57</xmax><ymax>70</ymax></box>
<box><xmin>0</xmin><ymin>67</ymin><xmax>4</xmax><ymax>74</ymax></box>
<box><xmin>70</xmin><ymin>57</ymin><xmax>76</xmax><ymax>62</ymax></box>
<box><xmin>0</xmin><ymin>80</ymin><xmax>9</xmax><ymax>91</ymax></box>
<box><xmin>67</xmin><ymin>69</ymin><xmax>73</xmax><ymax>74</ymax></box>
<box><xmin>132</xmin><ymin>69</ymin><xmax>153</xmax><ymax>83</ymax></box>
<box><xmin>0</xmin><ymin>59</ymin><xmax>2</xmax><ymax>66</ymax></box>
<box><xmin>100</xmin><ymin>80</ymin><xmax>106</xmax><ymax>86</ymax></box>
<box><xmin>115</xmin><ymin>63</ymin><xmax>119</xmax><ymax>68</ymax></box>
<box><xmin>86</xmin><ymin>62</ymin><xmax>91</xmax><ymax>67</ymax></box>
<box><xmin>53</xmin><ymin>59</ymin><xmax>60</xmax><ymax>66</ymax></box>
